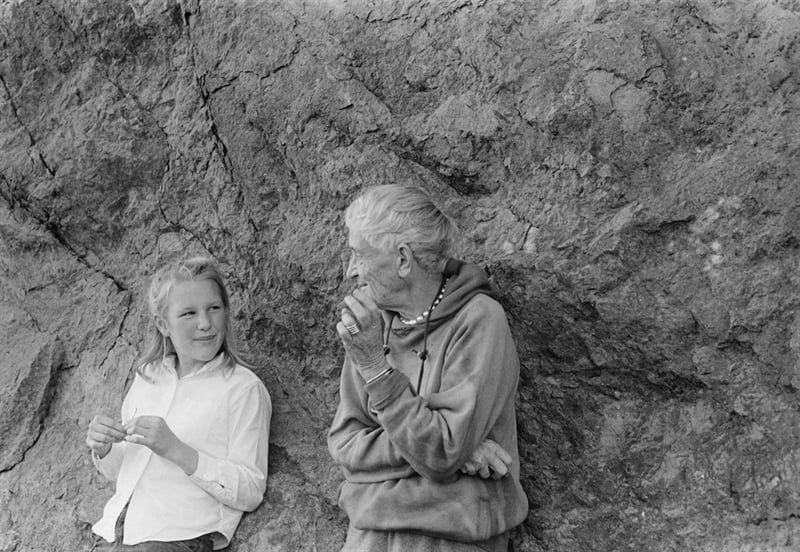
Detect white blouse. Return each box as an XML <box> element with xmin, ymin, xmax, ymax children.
<box><xmin>92</xmin><ymin>354</ymin><xmax>271</xmax><ymax>550</ymax></box>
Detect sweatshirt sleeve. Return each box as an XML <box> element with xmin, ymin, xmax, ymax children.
<box><xmin>366</xmin><ymin>298</ymin><xmax>519</xmax><ymax>482</ymax></box>
<box><xmin>328</xmin><ymin>355</ymin><xmax>414</xmax><ymax>481</ymax></box>
<box><xmin>188</xmin><ymin>379</ymin><xmax>271</xmax><ymax>511</ymax></box>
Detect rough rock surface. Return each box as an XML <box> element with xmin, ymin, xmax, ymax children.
<box><xmin>1</xmin><ymin>0</ymin><xmax>799</xmax><ymax>550</ymax></box>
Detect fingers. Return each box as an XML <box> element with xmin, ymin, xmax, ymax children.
<box><xmin>339</xmin><ymin>294</ymin><xmax>373</xmax><ymax>339</ymax></box>
<box><xmin>484</xmin><ymin>439</ymin><xmax>512</xmax><ymax>463</ymax></box>
<box><xmin>124</xmin><ymin>426</ymin><xmax>145</xmax><ymax>443</ymax></box>
<box><xmin>336</xmin><ymin>320</ymin><xmax>355</xmax><ymax>341</ymax></box>
<box><xmin>123</xmin><ymin>416</ymin><xmax>154</xmax><ymax>445</ymax></box>
<box><xmin>91</xmin><ymin>414</ymin><xmax>125</xmax><ymax>432</ymax></box>
<box><xmin>485</xmin><ymin>441</ymin><xmax>512</xmax><ymax>479</ymax></box>
<box><xmin>87</xmin><ymin>415</ymin><xmax>126</xmax><ymax>443</ymax></box>
<box><xmin>123</xmin><ymin>416</ymin><xmax>180</xmax><ymax>458</ymax></box>
<box><xmin>342</xmin><ymin>295</ymin><xmax>370</xmax><ymax>325</ymax></box>
<box><xmin>86</xmin><ymin>415</ymin><xmax>126</xmax><ymax>457</ymax></box>
<box><xmin>86</xmin><ymin>430</ymin><xmax>114</xmax><ymax>450</ymax></box>
<box><xmin>495</xmin><ymin>446</ymin><xmax>512</xmax><ymax>465</ymax></box>
<box><xmin>486</xmin><ymin>454</ymin><xmax>510</xmax><ymax>479</ymax></box>
<box><xmin>460</xmin><ymin>439</ymin><xmax>513</xmax><ymax>480</ymax></box>
<box><xmin>342</xmin><ymin>287</ymin><xmax>381</xmax><ymax>326</ymax></box>
<box><xmin>337</xmin><ymin>295</ymin><xmax>382</xmax><ymax>350</ymax></box>
<box><xmin>341</xmin><ymin>311</ymin><xmax>360</xmax><ymax>335</ymax></box>
<box><xmin>124</xmin><ymin>415</ymin><xmax>162</xmax><ymax>438</ymax></box>
<box><xmin>86</xmin><ymin>428</ymin><xmax>124</xmax><ymax>446</ymax></box>
<box><xmin>124</xmin><ymin>434</ymin><xmax>143</xmax><ymax>446</ymax></box>
<box><xmin>484</xmin><ymin>440</ymin><xmax>512</xmax><ymax>478</ymax></box>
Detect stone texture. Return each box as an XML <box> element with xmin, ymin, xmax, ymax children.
<box><xmin>0</xmin><ymin>305</ymin><xmax>58</xmax><ymax>473</ymax></box>
<box><xmin>1</xmin><ymin>0</ymin><xmax>799</xmax><ymax>550</ymax></box>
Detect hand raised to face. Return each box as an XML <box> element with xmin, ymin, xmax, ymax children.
<box><xmin>337</xmin><ymin>286</ymin><xmax>386</xmax><ymax>369</ymax></box>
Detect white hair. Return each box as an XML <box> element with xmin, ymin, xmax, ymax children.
<box><xmin>345</xmin><ymin>185</ymin><xmax>459</xmax><ymax>273</ymax></box>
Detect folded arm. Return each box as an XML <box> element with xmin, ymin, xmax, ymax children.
<box><xmin>331</xmin><ymin>300</ymin><xmax>517</xmax><ymax>482</ymax></box>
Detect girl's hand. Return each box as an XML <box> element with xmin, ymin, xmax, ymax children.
<box><xmin>86</xmin><ymin>414</ymin><xmax>126</xmax><ymax>458</ymax></box>
<box><xmin>125</xmin><ymin>415</ymin><xmax>198</xmax><ymax>475</ymax></box>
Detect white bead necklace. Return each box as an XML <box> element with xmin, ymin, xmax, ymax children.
<box><xmin>400</xmin><ymin>278</ymin><xmax>448</xmax><ymax>326</ymax></box>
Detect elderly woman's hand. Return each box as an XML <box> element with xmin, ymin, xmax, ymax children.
<box><xmin>460</xmin><ymin>439</ymin><xmax>512</xmax><ymax>479</ymax></box>
<box><xmin>337</xmin><ymin>286</ymin><xmax>387</xmax><ymax>379</ymax></box>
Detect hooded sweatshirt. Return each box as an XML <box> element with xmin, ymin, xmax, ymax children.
<box><xmin>328</xmin><ymin>260</ymin><xmax>529</xmax><ymax>544</ymax></box>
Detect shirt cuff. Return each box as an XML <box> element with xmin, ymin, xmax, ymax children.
<box><xmin>92</xmin><ymin>444</ymin><xmax>122</xmax><ymax>475</ymax></box>
<box><xmin>91</xmin><ymin>449</ymin><xmax>105</xmax><ymax>465</ymax></box>
<box><xmin>365</xmin><ymin>367</ymin><xmax>409</xmax><ymax>410</ymax></box>
<box><xmin>188</xmin><ymin>451</ymin><xmax>237</xmax><ymax>506</ymax></box>
<box><xmin>189</xmin><ymin>450</ymin><xmax>216</xmax><ymax>482</ymax></box>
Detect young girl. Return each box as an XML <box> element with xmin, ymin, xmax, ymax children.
<box><xmin>86</xmin><ymin>256</ymin><xmax>271</xmax><ymax>551</ymax></box>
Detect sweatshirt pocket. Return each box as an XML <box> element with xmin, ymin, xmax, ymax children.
<box><xmin>340</xmin><ymin>475</ymin><xmax>502</xmax><ymax>541</ymax></box>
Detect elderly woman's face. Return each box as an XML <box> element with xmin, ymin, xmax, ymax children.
<box><xmin>346</xmin><ymin>230</ymin><xmax>401</xmax><ymax>308</ymax></box>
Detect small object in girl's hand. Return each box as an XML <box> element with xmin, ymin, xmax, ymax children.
<box><xmin>123</xmin><ymin>408</ymin><xmax>138</xmax><ymax>427</ymax></box>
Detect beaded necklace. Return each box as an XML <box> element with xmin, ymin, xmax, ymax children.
<box><xmin>399</xmin><ymin>277</ymin><xmax>448</xmax><ymax>326</ymax></box>
<box><xmin>383</xmin><ymin>275</ymin><xmax>449</xmax><ymax>394</ymax></box>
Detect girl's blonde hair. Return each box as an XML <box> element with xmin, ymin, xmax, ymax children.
<box><xmin>135</xmin><ymin>256</ymin><xmax>253</xmax><ymax>377</ymax></box>
<box><xmin>345</xmin><ymin>184</ymin><xmax>459</xmax><ymax>274</ymax></box>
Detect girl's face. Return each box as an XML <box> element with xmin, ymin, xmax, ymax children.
<box><xmin>157</xmin><ymin>279</ymin><xmax>226</xmax><ymax>375</ymax></box>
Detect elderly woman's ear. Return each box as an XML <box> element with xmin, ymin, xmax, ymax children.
<box><xmin>396</xmin><ymin>243</ymin><xmax>414</xmax><ymax>277</ymax></box>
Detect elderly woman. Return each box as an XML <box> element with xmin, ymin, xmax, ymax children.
<box><xmin>328</xmin><ymin>184</ymin><xmax>528</xmax><ymax>552</ymax></box>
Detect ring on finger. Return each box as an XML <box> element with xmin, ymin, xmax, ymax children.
<box><xmin>344</xmin><ymin>322</ymin><xmax>360</xmax><ymax>335</ymax></box>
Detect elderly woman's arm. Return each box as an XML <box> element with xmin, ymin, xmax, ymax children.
<box><xmin>328</xmin><ymin>356</ymin><xmax>413</xmax><ymax>480</ymax></box>
<box><xmin>362</xmin><ymin>297</ymin><xmax>519</xmax><ymax>482</ymax></box>
<box><xmin>328</xmin><ymin>355</ymin><xmax>511</xmax><ymax>481</ymax></box>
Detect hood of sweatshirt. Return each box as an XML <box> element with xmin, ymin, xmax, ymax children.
<box><xmin>386</xmin><ymin>258</ymin><xmax>496</xmax><ymax>337</ymax></box>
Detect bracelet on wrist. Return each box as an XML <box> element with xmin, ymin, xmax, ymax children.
<box><xmin>365</xmin><ymin>365</ymin><xmax>394</xmax><ymax>385</ymax></box>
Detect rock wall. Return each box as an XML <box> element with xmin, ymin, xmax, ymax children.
<box><xmin>1</xmin><ymin>0</ymin><xmax>799</xmax><ymax>550</ymax></box>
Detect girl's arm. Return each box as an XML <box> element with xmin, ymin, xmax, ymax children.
<box><xmin>88</xmin><ymin>378</ymin><xmax>139</xmax><ymax>480</ymax></box>
<box><xmin>187</xmin><ymin>380</ymin><xmax>272</xmax><ymax>511</ymax></box>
